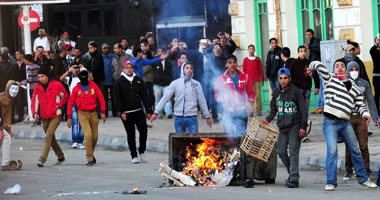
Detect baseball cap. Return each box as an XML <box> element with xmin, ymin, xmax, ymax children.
<box><xmin>102</xmin><ymin>43</ymin><xmax>109</xmax><ymax>49</ymax></box>
<box><xmin>278</xmin><ymin>68</ymin><xmax>291</xmax><ymax>77</ymax></box>
<box><xmin>123</xmin><ymin>60</ymin><xmax>134</xmax><ymax>67</ymax></box>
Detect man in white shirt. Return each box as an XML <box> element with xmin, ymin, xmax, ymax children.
<box><xmin>33</xmin><ymin>28</ymin><xmax>52</xmax><ymax>54</ymax></box>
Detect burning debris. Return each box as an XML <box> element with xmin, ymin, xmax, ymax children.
<box><xmin>122</xmin><ymin>187</ymin><xmax>147</xmax><ymax>195</ymax></box>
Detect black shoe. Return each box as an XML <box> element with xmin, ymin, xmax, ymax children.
<box><xmin>93</xmin><ymin>156</ymin><xmax>96</xmax><ymax>164</ymax></box>
<box><xmin>168</xmin><ymin>114</ymin><xmax>173</xmax><ymax>119</ymax></box>
<box><xmin>56</xmin><ymin>158</ymin><xmax>65</xmax><ymax>165</ymax></box>
<box><xmin>86</xmin><ymin>161</ymin><xmax>94</xmax><ymax>166</ymax></box>
<box><xmin>285</xmin><ymin>181</ymin><xmax>299</xmax><ymax>188</ymax></box>
<box><xmin>368</xmin><ymin>131</ymin><xmax>373</xmax><ymax>136</ymax></box>
<box><xmin>244</xmin><ymin>179</ymin><xmax>255</xmax><ymax>188</ymax></box>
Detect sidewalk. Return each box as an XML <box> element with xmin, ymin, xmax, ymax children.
<box><xmin>11</xmin><ymin>114</ymin><xmax>380</xmax><ymax>172</ymax></box>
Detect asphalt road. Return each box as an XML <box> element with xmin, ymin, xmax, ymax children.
<box><xmin>0</xmin><ymin>139</ymin><xmax>379</xmax><ymax>200</ymax></box>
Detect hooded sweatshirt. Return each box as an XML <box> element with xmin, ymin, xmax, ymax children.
<box><xmin>0</xmin><ymin>80</ymin><xmax>17</xmax><ymax>126</ymax></box>
<box><xmin>154</xmin><ymin>62</ymin><xmax>210</xmax><ymax>118</ymax></box>
<box><xmin>265</xmin><ymin>83</ymin><xmax>308</xmax><ymax>129</ymax></box>
<box><xmin>347</xmin><ymin>62</ymin><xmax>379</xmax><ymax>121</ymax></box>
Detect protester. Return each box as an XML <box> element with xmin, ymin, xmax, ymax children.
<box><xmin>88</xmin><ymin>41</ymin><xmax>104</xmax><ymax>89</ymax></box>
<box><xmin>141</xmin><ymin>40</ymin><xmax>156</xmax><ymax>107</ymax></box>
<box><xmin>34</xmin><ymin>46</ymin><xmax>53</xmax><ymax>76</ymax></box>
<box><xmin>129</xmin><ymin>48</ymin><xmax>166</xmax><ymax>79</ymax></box>
<box><xmin>370</xmin><ymin>36</ymin><xmax>380</xmax><ymax>115</ymax></box>
<box><xmin>121</xmin><ymin>39</ymin><xmax>133</xmax><ymax>56</ymax></box>
<box><xmin>1</xmin><ymin>47</ymin><xmax>16</xmax><ymax>65</ymax></box>
<box><xmin>32</xmin><ymin>67</ymin><xmax>69</xmax><ymax>167</ymax></box>
<box><xmin>243</xmin><ymin>44</ymin><xmax>264</xmax><ymax>116</ymax></box>
<box><xmin>67</xmin><ymin>67</ymin><xmax>106</xmax><ymax>166</ymax></box>
<box><xmin>343</xmin><ymin>61</ymin><xmax>379</xmax><ymax>180</ymax></box>
<box><xmin>172</xmin><ymin>52</ymin><xmax>188</xmax><ymax>80</ymax></box>
<box><xmin>307</xmin><ymin>59</ymin><xmax>377</xmax><ymax>190</ymax></box>
<box><xmin>101</xmin><ymin>43</ymin><xmax>117</xmax><ymax>117</ymax></box>
<box><xmin>0</xmin><ymin>81</ymin><xmax>20</xmax><ymax>171</ymax></box>
<box><xmin>52</xmin><ymin>47</ymin><xmax>68</xmax><ymax>81</ymax></box>
<box><xmin>33</xmin><ymin>28</ymin><xmax>52</xmax><ymax>53</ymax></box>
<box><xmin>71</xmin><ymin>47</ymin><xmax>89</xmax><ymax>68</ymax></box>
<box><xmin>218</xmin><ymin>32</ymin><xmax>237</xmax><ymax>57</ymax></box>
<box><xmin>21</xmin><ymin>55</ymin><xmax>40</xmax><ymax>96</ymax></box>
<box><xmin>112</xmin><ymin>43</ymin><xmax>130</xmax><ymax>80</ymax></box>
<box><xmin>215</xmin><ymin>55</ymin><xmax>254</xmax><ymax>135</ymax></box>
<box><xmin>113</xmin><ymin>60</ymin><xmax>152</xmax><ymax>163</ymax></box>
<box><xmin>67</xmin><ymin>46</ymin><xmax>75</xmax><ymax>66</ymax></box>
<box><xmin>349</xmin><ymin>42</ymin><xmax>370</xmax><ymax>83</ymax></box>
<box><xmin>262</xmin><ymin>68</ymin><xmax>308</xmax><ymax>188</ymax></box>
<box><xmin>266</xmin><ymin>38</ymin><xmax>282</xmax><ymax>90</ymax></box>
<box><xmin>151</xmin><ymin>62</ymin><xmax>212</xmax><ymax>133</ymax></box>
<box><xmin>304</xmin><ymin>29</ymin><xmax>321</xmax><ymax>62</ymax></box>
<box><xmin>10</xmin><ymin>50</ymin><xmax>26</xmax><ymax>123</ymax></box>
<box><xmin>0</xmin><ymin>53</ymin><xmax>12</xmax><ymax>93</ymax></box>
<box><xmin>281</xmin><ymin>47</ymin><xmax>294</xmax><ymax>69</ymax></box>
<box><xmin>58</xmin><ymin>32</ymin><xmax>76</xmax><ymax>51</ymax></box>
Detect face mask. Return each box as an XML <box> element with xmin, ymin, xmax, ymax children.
<box><xmin>344</xmin><ymin>53</ymin><xmax>356</xmax><ymax>63</ymax></box>
<box><xmin>9</xmin><ymin>85</ymin><xmax>19</xmax><ymax>97</ymax></box>
<box><xmin>350</xmin><ymin>71</ymin><xmax>359</xmax><ymax>80</ymax></box>
<box><xmin>79</xmin><ymin>73</ymin><xmax>89</xmax><ymax>86</ymax></box>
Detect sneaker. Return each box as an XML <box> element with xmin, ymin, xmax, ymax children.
<box><xmin>72</xmin><ymin>142</ymin><xmax>78</xmax><ymax>149</ymax></box>
<box><xmin>37</xmin><ymin>161</ymin><xmax>44</xmax><ymax>168</ymax></box>
<box><xmin>138</xmin><ymin>153</ymin><xmax>147</xmax><ymax>163</ymax></box>
<box><xmin>361</xmin><ymin>180</ymin><xmax>378</xmax><ymax>188</ymax></box>
<box><xmin>324</xmin><ymin>184</ymin><xmax>335</xmax><ymax>191</ymax></box>
<box><xmin>285</xmin><ymin>181</ymin><xmax>299</xmax><ymax>188</ymax></box>
<box><xmin>86</xmin><ymin>161</ymin><xmax>94</xmax><ymax>166</ymax></box>
<box><xmin>2</xmin><ymin>164</ymin><xmax>16</xmax><ymax>171</ymax></box>
<box><xmin>306</xmin><ymin>120</ymin><xmax>312</xmax><ymax>134</ymax></box>
<box><xmin>315</xmin><ymin>107</ymin><xmax>324</xmax><ymax>114</ymax></box>
<box><xmin>311</xmin><ymin>107</ymin><xmax>319</xmax><ymax>114</ymax></box>
<box><xmin>302</xmin><ymin>137</ymin><xmax>311</xmax><ymax>143</ymax></box>
<box><xmin>342</xmin><ymin>172</ymin><xmax>352</xmax><ymax>181</ymax></box>
<box><xmin>131</xmin><ymin>157</ymin><xmax>140</xmax><ymax>164</ymax></box>
<box><xmin>244</xmin><ymin>179</ymin><xmax>255</xmax><ymax>188</ymax></box>
<box><xmin>368</xmin><ymin>131</ymin><xmax>373</xmax><ymax>136</ymax></box>
<box><xmin>93</xmin><ymin>156</ymin><xmax>96</xmax><ymax>164</ymax></box>
<box><xmin>56</xmin><ymin>158</ymin><xmax>65</xmax><ymax>165</ymax></box>
<box><xmin>78</xmin><ymin>143</ymin><xmax>85</xmax><ymax>149</ymax></box>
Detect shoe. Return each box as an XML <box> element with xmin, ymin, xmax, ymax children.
<box><xmin>311</xmin><ymin>107</ymin><xmax>319</xmax><ymax>113</ymax></box>
<box><xmin>302</xmin><ymin>137</ymin><xmax>311</xmax><ymax>143</ymax></box>
<box><xmin>306</xmin><ymin>120</ymin><xmax>312</xmax><ymax>134</ymax></box>
<box><xmin>78</xmin><ymin>143</ymin><xmax>85</xmax><ymax>149</ymax></box>
<box><xmin>285</xmin><ymin>181</ymin><xmax>299</xmax><ymax>188</ymax></box>
<box><xmin>86</xmin><ymin>161</ymin><xmax>94</xmax><ymax>166</ymax></box>
<box><xmin>2</xmin><ymin>164</ymin><xmax>16</xmax><ymax>171</ymax></box>
<box><xmin>213</xmin><ymin>119</ymin><xmax>219</xmax><ymax>124</ymax></box>
<box><xmin>324</xmin><ymin>184</ymin><xmax>335</xmax><ymax>191</ymax></box>
<box><xmin>167</xmin><ymin>114</ymin><xmax>173</xmax><ymax>119</ymax></box>
<box><xmin>72</xmin><ymin>142</ymin><xmax>78</xmax><ymax>149</ymax></box>
<box><xmin>37</xmin><ymin>161</ymin><xmax>44</xmax><ymax>167</ymax></box>
<box><xmin>56</xmin><ymin>158</ymin><xmax>65</xmax><ymax>165</ymax></box>
<box><xmin>315</xmin><ymin>108</ymin><xmax>324</xmax><ymax>114</ymax></box>
<box><xmin>93</xmin><ymin>156</ymin><xmax>96</xmax><ymax>164</ymax></box>
<box><xmin>131</xmin><ymin>157</ymin><xmax>140</xmax><ymax>164</ymax></box>
<box><xmin>244</xmin><ymin>179</ymin><xmax>255</xmax><ymax>188</ymax></box>
<box><xmin>368</xmin><ymin>131</ymin><xmax>373</xmax><ymax>136</ymax></box>
<box><xmin>138</xmin><ymin>153</ymin><xmax>147</xmax><ymax>163</ymax></box>
<box><xmin>361</xmin><ymin>180</ymin><xmax>378</xmax><ymax>188</ymax></box>
<box><xmin>256</xmin><ymin>112</ymin><xmax>263</xmax><ymax>116</ymax></box>
<box><xmin>342</xmin><ymin>172</ymin><xmax>352</xmax><ymax>181</ymax></box>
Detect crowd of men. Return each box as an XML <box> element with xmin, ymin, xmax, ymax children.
<box><xmin>0</xmin><ymin>27</ymin><xmax>380</xmax><ymax>190</ymax></box>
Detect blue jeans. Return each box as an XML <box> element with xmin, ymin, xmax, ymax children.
<box><xmin>72</xmin><ymin>105</ymin><xmax>84</xmax><ymax>143</ymax></box>
<box><xmin>222</xmin><ymin>109</ymin><xmax>248</xmax><ymax>136</ymax></box>
<box><xmin>269</xmin><ymin>79</ymin><xmax>280</xmax><ymax>91</ymax></box>
<box><xmin>323</xmin><ymin>118</ymin><xmax>368</xmax><ymax>186</ymax></box>
<box><xmin>174</xmin><ymin>116</ymin><xmax>198</xmax><ymax>133</ymax></box>
<box><xmin>153</xmin><ymin>85</ymin><xmax>172</xmax><ymax>117</ymax></box>
<box><xmin>317</xmin><ymin>77</ymin><xmax>324</xmax><ymax>108</ymax></box>
<box><xmin>299</xmin><ymin>89</ymin><xmax>311</xmax><ymax>110</ymax></box>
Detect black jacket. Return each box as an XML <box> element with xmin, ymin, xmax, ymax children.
<box><xmin>153</xmin><ymin>59</ymin><xmax>172</xmax><ymax>86</ymax></box>
<box><xmin>89</xmin><ymin>50</ymin><xmax>104</xmax><ymax>83</ymax></box>
<box><xmin>308</xmin><ymin>37</ymin><xmax>321</xmax><ymax>61</ymax></box>
<box><xmin>36</xmin><ymin>55</ymin><xmax>53</xmax><ymax>77</ymax></box>
<box><xmin>370</xmin><ymin>45</ymin><xmax>380</xmax><ymax>74</ymax></box>
<box><xmin>355</xmin><ymin>57</ymin><xmax>370</xmax><ymax>83</ymax></box>
<box><xmin>10</xmin><ymin>62</ymin><xmax>26</xmax><ymax>82</ymax></box>
<box><xmin>113</xmin><ymin>74</ymin><xmax>152</xmax><ymax>114</ymax></box>
<box><xmin>289</xmin><ymin>58</ymin><xmax>319</xmax><ymax>90</ymax></box>
<box><xmin>283</xmin><ymin>58</ymin><xmax>295</xmax><ymax>69</ymax></box>
<box><xmin>0</xmin><ymin>61</ymin><xmax>12</xmax><ymax>92</ymax></box>
<box><xmin>265</xmin><ymin>47</ymin><xmax>282</xmax><ymax>81</ymax></box>
<box><xmin>266</xmin><ymin>83</ymin><xmax>308</xmax><ymax>129</ymax></box>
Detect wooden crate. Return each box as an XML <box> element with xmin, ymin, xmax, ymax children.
<box><xmin>241</xmin><ymin>119</ymin><xmax>280</xmax><ymax>162</ymax></box>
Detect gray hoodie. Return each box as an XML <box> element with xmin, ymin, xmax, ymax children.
<box><xmin>347</xmin><ymin>61</ymin><xmax>379</xmax><ymax>122</ymax></box>
<box><xmin>154</xmin><ymin>62</ymin><xmax>210</xmax><ymax>118</ymax></box>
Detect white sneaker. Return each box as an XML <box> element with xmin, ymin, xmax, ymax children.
<box><xmin>131</xmin><ymin>157</ymin><xmax>140</xmax><ymax>164</ymax></box>
<box><xmin>78</xmin><ymin>143</ymin><xmax>85</xmax><ymax>149</ymax></box>
<box><xmin>324</xmin><ymin>184</ymin><xmax>335</xmax><ymax>191</ymax></box>
<box><xmin>72</xmin><ymin>142</ymin><xmax>78</xmax><ymax>148</ymax></box>
<box><xmin>361</xmin><ymin>180</ymin><xmax>378</xmax><ymax>188</ymax></box>
<box><xmin>138</xmin><ymin>153</ymin><xmax>147</xmax><ymax>163</ymax></box>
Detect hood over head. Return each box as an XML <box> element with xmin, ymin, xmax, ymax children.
<box><xmin>180</xmin><ymin>62</ymin><xmax>193</xmax><ymax>80</ymax></box>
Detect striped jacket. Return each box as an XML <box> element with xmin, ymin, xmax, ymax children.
<box><xmin>309</xmin><ymin>61</ymin><xmax>369</xmax><ymax>120</ymax></box>
<box><xmin>21</xmin><ymin>64</ymin><xmax>40</xmax><ymax>90</ymax></box>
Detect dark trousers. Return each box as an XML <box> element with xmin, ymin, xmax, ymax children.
<box><xmin>12</xmin><ymin>89</ymin><xmax>26</xmax><ymax>121</ymax></box>
<box><xmin>145</xmin><ymin>82</ymin><xmax>155</xmax><ymax>108</ymax></box>
<box><xmin>345</xmin><ymin>115</ymin><xmax>370</xmax><ymax>174</ymax></box>
<box><xmin>103</xmin><ymin>85</ymin><xmax>118</xmax><ymax>117</ymax></box>
<box><xmin>95</xmin><ymin>81</ymin><xmax>105</xmax><ymax>117</ymax></box>
<box><xmin>373</xmin><ymin>76</ymin><xmax>380</xmax><ymax>115</ymax></box>
<box><xmin>121</xmin><ymin>110</ymin><xmax>147</xmax><ymax>158</ymax></box>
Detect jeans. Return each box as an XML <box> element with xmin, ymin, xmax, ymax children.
<box><xmin>153</xmin><ymin>85</ymin><xmax>172</xmax><ymax>117</ymax></box>
<box><xmin>269</xmin><ymin>79</ymin><xmax>279</xmax><ymax>91</ymax></box>
<box><xmin>373</xmin><ymin>76</ymin><xmax>380</xmax><ymax>115</ymax></box>
<box><xmin>121</xmin><ymin>110</ymin><xmax>147</xmax><ymax>158</ymax></box>
<box><xmin>277</xmin><ymin>123</ymin><xmax>302</xmax><ymax>183</ymax></box>
<box><xmin>299</xmin><ymin>89</ymin><xmax>311</xmax><ymax>111</ymax></box>
<box><xmin>317</xmin><ymin>77</ymin><xmax>324</xmax><ymax>108</ymax></box>
<box><xmin>145</xmin><ymin>82</ymin><xmax>155</xmax><ymax>108</ymax></box>
<box><xmin>174</xmin><ymin>116</ymin><xmax>198</xmax><ymax>133</ymax></box>
<box><xmin>323</xmin><ymin>118</ymin><xmax>368</xmax><ymax>186</ymax></box>
<box><xmin>222</xmin><ymin>109</ymin><xmax>248</xmax><ymax>136</ymax></box>
<box><xmin>71</xmin><ymin>105</ymin><xmax>84</xmax><ymax>144</ymax></box>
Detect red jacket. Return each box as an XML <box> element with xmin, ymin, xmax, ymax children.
<box><xmin>214</xmin><ymin>69</ymin><xmax>255</xmax><ymax>111</ymax></box>
<box><xmin>31</xmin><ymin>80</ymin><xmax>69</xmax><ymax>120</ymax></box>
<box><xmin>67</xmin><ymin>80</ymin><xmax>105</xmax><ymax>119</ymax></box>
<box><xmin>242</xmin><ymin>56</ymin><xmax>264</xmax><ymax>83</ymax></box>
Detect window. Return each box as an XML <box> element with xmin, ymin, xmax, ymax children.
<box><xmin>372</xmin><ymin>0</ymin><xmax>380</xmax><ymax>37</ymax></box>
<box><xmin>87</xmin><ymin>10</ymin><xmax>101</xmax><ymax>36</ymax></box>
<box><xmin>296</xmin><ymin>0</ymin><xmax>334</xmax><ymax>44</ymax></box>
<box><xmin>254</xmin><ymin>0</ymin><xmax>269</xmax><ymax>66</ymax></box>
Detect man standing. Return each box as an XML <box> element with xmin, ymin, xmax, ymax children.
<box><xmin>0</xmin><ymin>53</ymin><xmax>12</xmax><ymax>93</ymax></box>
<box><xmin>101</xmin><ymin>43</ymin><xmax>117</xmax><ymax>117</ymax></box>
<box><xmin>35</xmin><ymin>46</ymin><xmax>53</xmax><ymax>76</ymax></box>
<box><xmin>88</xmin><ymin>41</ymin><xmax>104</xmax><ymax>89</ymax></box>
<box><xmin>10</xmin><ymin>50</ymin><xmax>26</xmax><ymax>122</ymax></box>
<box><xmin>215</xmin><ymin>55</ymin><xmax>255</xmax><ymax>136</ymax></box>
<box><xmin>266</xmin><ymin>38</ymin><xmax>282</xmax><ymax>91</ymax></box>
<box><xmin>52</xmin><ymin>47</ymin><xmax>68</xmax><ymax>81</ymax></box>
<box><xmin>33</xmin><ymin>28</ymin><xmax>52</xmax><ymax>54</ymax></box>
<box><xmin>32</xmin><ymin>68</ymin><xmax>69</xmax><ymax>167</ymax></box>
<box><xmin>22</xmin><ymin>55</ymin><xmax>40</xmax><ymax>97</ymax></box>
<box><xmin>112</xmin><ymin>43</ymin><xmax>130</xmax><ymax>80</ymax></box>
<box><xmin>58</xmin><ymin>32</ymin><xmax>76</xmax><ymax>51</ymax></box>
<box><xmin>349</xmin><ymin>42</ymin><xmax>370</xmax><ymax>83</ymax></box>
<box><xmin>307</xmin><ymin>60</ymin><xmax>377</xmax><ymax>190</ymax></box>
<box><xmin>370</xmin><ymin>39</ymin><xmax>380</xmax><ymax>115</ymax></box>
<box><xmin>113</xmin><ymin>60</ymin><xmax>152</xmax><ymax>164</ymax></box>
<box><xmin>304</xmin><ymin>29</ymin><xmax>321</xmax><ymax>62</ymax></box>
<box><xmin>71</xmin><ymin>48</ymin><xmax>89</xmax><ymax>69</ymax></box>
<box><xmin>121</xmin><ymin>39</ymin><xmax>132</xmax><ymax>56</ymax></box>
<box><xmin>67</xmin><ymin>67</ymin><xmax>106</xmax><ymax>166</ymax></box>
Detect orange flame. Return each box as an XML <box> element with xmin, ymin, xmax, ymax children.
<box><xmin>182</xmin><ymin>138</ymin><xmax>225</xmax><ymax>185</ymax></box>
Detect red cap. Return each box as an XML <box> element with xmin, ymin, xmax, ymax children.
<box><xmin>63</xmin><ymin>32</ymin><xmax>69</xmax><ymax>36</ymax></box>
<box><xmin>123</xmin><ymin>60</ymin><xmax>134</xmax><ymax>67</ymax></box>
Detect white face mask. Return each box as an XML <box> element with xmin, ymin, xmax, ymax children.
<box><xmin>9</xmin><ymin>85</ymin><xmax>19</xmax><ymax>97</ymax></box>
<box><xmin>350</xmin><ymin>71</ymin><xmax>359</xmax><ymax>80</ymax></box>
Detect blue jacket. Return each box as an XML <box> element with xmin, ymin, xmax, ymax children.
<box><xmin>129</xmin><ymin>57</ymin><xmax>160</xmax><ymax>79</ymax></box>
<box><xmin>102</xmin><ymin>53</ymin><xmax>115</xmax><ymax>86</ymax></box>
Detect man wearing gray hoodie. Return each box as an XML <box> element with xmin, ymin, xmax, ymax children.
<box><xmin>343</xmin><ymin>61</ymin><xmax>380</xmax><ymax>181</ymax></box>
<box><xmin>150</xmin><ymin>62</ymin><xmax>212</xmax><ymax>132</ymax></box>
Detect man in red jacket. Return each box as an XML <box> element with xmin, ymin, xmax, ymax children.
<box><xmin>215</xmin><ymin>55</ymin><xmax>255</xmax><ymax>136</ymax></box>
<box><xmin>243</xmin><ymin>44</ymin><xmax>264</xmax><ymax>116</ymax></box>
<box><xmin>31</xmin><ymin>67</ymin><xmax>69</xmax><ymax>167</ymax></box>
<box><xmin>67</xmin><ymin>67</ymin><xmax>106</xmax><ymax>166</ymax></box>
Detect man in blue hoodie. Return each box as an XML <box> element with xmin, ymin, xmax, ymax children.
<box><xmin>150</xmin><ymin>62</ymin><xmax>212</xmax><ymax>132</ymax></box>
<box><xmin>129</xmin><ymin>48</ymin><xmax>167</xmax><ymax>79</ymax></box>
